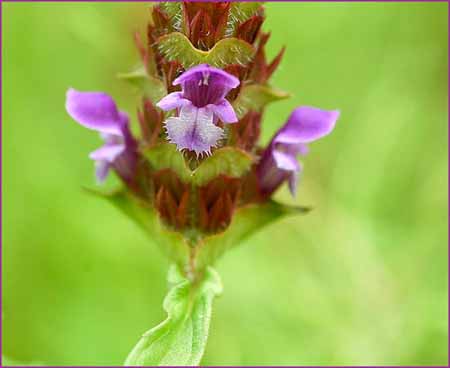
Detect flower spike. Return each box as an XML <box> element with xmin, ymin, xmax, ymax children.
<box><xmin>65</xmin><ymin>4</ymin><xmax>341</xmax><ymax>365</ymax></box>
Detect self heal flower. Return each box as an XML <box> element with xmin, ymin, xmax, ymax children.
<box><xmin>156</xmin><ymin>64</ymin><xmax>239</xmax><ymax>155</ymax></box>
<box><xmin>257</xmin><ymin>106</ymin><xmax>340</xmax><ymax>197</ymax></box>
<box><xmin>65</xmin><ymin>88</ymin><xmax>137</xmax><ymax>183</ymax></box>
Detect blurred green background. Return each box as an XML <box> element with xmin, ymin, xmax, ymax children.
<box><xmin>3</xmin><ymin>2</ymin><xmax>448</xmax><ymax>366</ymax></box>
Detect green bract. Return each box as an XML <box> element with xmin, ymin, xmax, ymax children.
<box><xmin>88</xmin><ymin>186</ymin><xmax>309</xmax><ymax>271</ymax></box>
<box><xmin>226</xmin><ymin>2</ymin><xmax>264</xmax><ymax>36</ymax></box>
<box><xmin>158</xmin><ymin>2</ymin><xmax>183</xmax><ymax>31</ymax></box>
<box><xmin>156</xmin><ymin>32</ymin><xmax>254</xmax><ymax>68</ymax></box>
<box><xmin>86</xmin><ymin>188</ymin><xmax>189</xmax><ymax>266</ymax></box>
<box><xmin>118</xmin><ymin>66</ymin><xmax>167</xmax><ymax>104</ymax></box>
<box><xmin>143</xmin><ymin>143</ymin><xmax>192</xmax><ymax>183</ymax></box>
<box><xmin>233</xmin><ymin>84</ymin><xmax>290</xmax><ymax>118</ymax></box>
<box><xmin>143</xmin><ymin>144</ymin><xmax>254</xmax><ymax>186</ymax></box>
<box><xmin>196</xmin><ymin>201</ymin><xmax>310</xmax><ymax>270</ymax></box>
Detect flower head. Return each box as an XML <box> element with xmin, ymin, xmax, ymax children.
<box><xmin>257</xmin><ymin>106</ymin><xmax>340</xmax><ymax>197</ymax></box>
<box><xmin>157</xmin><ymin>64</ymin><xmax>240</xmax><ymax>156</ymax></box>
<box><xmin>65</xmin><ymin>2</ymin><xmax>340</xmax><ymax>257</ymax></box>
<box><xmin>65</xmin><ymin>88</ymin><xmax>137</xmax><ymax>183</ymax></box>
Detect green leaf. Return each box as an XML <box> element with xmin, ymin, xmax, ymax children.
<box><xmin>196</xmin><ymin>201</ymin><xmax>310</xmax><ymax>269</ymax></box>
<box><xmin>125</xmin><ymin>265</ymin><xmax>223</xmax><ymax>366</ymax></box>
<box><xmin>143</xmin><ymin>143</ymin><xmax>192</xmax><ymax>183</ymax></box>
<box><xmin>226</xmin><ymin>2</ymin><xmax>263</xmax><ymax>36</ymax></box>
<box><xmin>192</xmin><ymin>147</ymin><xmax>253</xmax><ymax>186</ymax></box>
<box><xmin>157</xmin><ymin>32</ymin><xmax>254</xmax><ymax>68</ymax></box>
<box><xmin>143</xmin><ymin>143</ymin><xmax>254</xmax><ymax>186</ymax></box>
<box><xmin>233</xmin><ymin>84</ymin><xmax>290</xmax><ymax>118</ymax></box>
<box><xmin>118</xmin><ymin>66</ymin><xmax>166</xmax><ymax>103</ymax></box>
<box><xmin>85</xmin><ymin>187</ymin><xmax>189</xmax><ymax>266</ymax></box>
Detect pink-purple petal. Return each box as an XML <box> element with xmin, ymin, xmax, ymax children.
<box><xmin>65</xmin><ymin>88</ymin><xmax>123</xmax><ymax>135</ymax></box>
<box><xmin>165</xmin><ymin>105</ymin><xmax>223</xmax><ymax>156</ymax></box>
<box><xmin>288</xmin><ymin>165</ymin><xmax>302</xmax><ymax>196</ymax></box>
<box><xmin>171</xmin><ymin>64</ymin><xmax>239</xmax><ymax>108</ymax></box>
<box><xmin>173</xmin><ymin>64</ymin><xmax>239</xmax><ymax>89</ymax></box>
<box><xmin>156</xmin><ymin>92</ymin><xmax>189</xmax><ymax>111</ymax></box>
<box><xmin>118</xmin><ymin>111</ymin><xmax>130</xmax><ymax>129</ymax></box>
<box><xmin>275</xmin><ymin>107</ymin><xmax>340</xmax><ymax>144</ymax></box>
<box><xmin>89</xmin><ymin>141</ymin><xmax>125</xmax><ymax>162</ymax></box>
<box><xmin>273</xmin><ymin>149</ymin><xmax>300</xmax><ymax>171</ymax></box>
<box><xmin>95</xmin><ymin>160</ymin><xmax>111</xmax><ymax>183</ymax></box>
<box><xmin>210</xmin><ymin>99</ymin><xmax>238</xmax><ymax>124</ymax></box>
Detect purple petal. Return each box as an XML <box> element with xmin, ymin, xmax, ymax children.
<box><xmin>173</xmin><ymin>64</ymin><xmax>239</xmax><ymax>89</ymax></box>
<box><xmin>173</xmin><ymin>64</ymin><xmax>239</xmax><ymax>108</ymax></box>
<box><xmin>275</xmin><ymin>107</ymin><xmax>340</xmax><ymax>144</ymax></box>
<box><xmin>95</xmin><ymin>160</ymin><xmax>111</xmax><ymax>183</ymax></box>
<box><xmin>89</xmin><ymin>141</ymin><xmax>125</xmax><ymax>162</ymax></box>
<box><xmin>257</xmin><ymin>147</ymin><xmax>302</xmax><ymax>198</ymax></box>
<box><xmin>118</xmin><ymin>111</ymin><xmax>130</xmax><ymax>129</ymax></box>
<box><xmin>210</xmin><ymin>99</ymin><xmax>238</xmax><ymax>124</ymax></box>
<box><xmin>65</xmin><ymin>88</ymin><xmax>123</xmax><ymax>135</ymax></box>
<box><xmin>165</xmin><ymin>105</ymin><xmax>223</xmax><ymax>156</ymax></box>
<box><xmin>156</xmin><ymin>92</ymin><xmax>189</xmax><ymax>111</ymax></box>
<box><xmin>256</xmin><ymin>151</ymin><xmax>289</xmax><ymax>197</ymax></box>
<box><xmin>297</xmin><ymin>143</ymin><xmax>309</xmax><ymax>156</ymax></box>
<box><xmin>273</xmin><ymin>149</ymin><xmax>300</xmax><ymax>171</ymax></box>
<box><xmin>288</xmin><ymin>164</ymin><xmax>302</xmax><ymax>196</ymax></box>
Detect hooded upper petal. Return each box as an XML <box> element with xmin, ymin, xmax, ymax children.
<box><xmin>65</xmin><ymin>88</ymin><xmax>125</xmax><ymax>135</ymax></box>
<box><xmin>172</xmin><ymin>64</ymin><xmax>239</xmax><ymax>108</ymax></box>
<box><xmin>173</xmin><ymin>64</ymin><xmax>239</xmax><ymax>89</ymax></box>
<box><xmin>274</xmin><ymin>107</ymin><xmax>340</xmax><ymax>145</ymax></box>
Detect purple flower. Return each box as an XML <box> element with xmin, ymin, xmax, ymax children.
<box><xmin>257</xmin><ymin>106</ymin><xmax>340</xmax><ymax>197</ymax></box>
<box><xmin>156</xmin><ymin>64</ymin><xmax>240</xmax><ymax>156</ymax></box>
<box><xmin>65</xmin><ymin>88</ymin><xmax>137</xmax><ymax>183</ymax></box>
